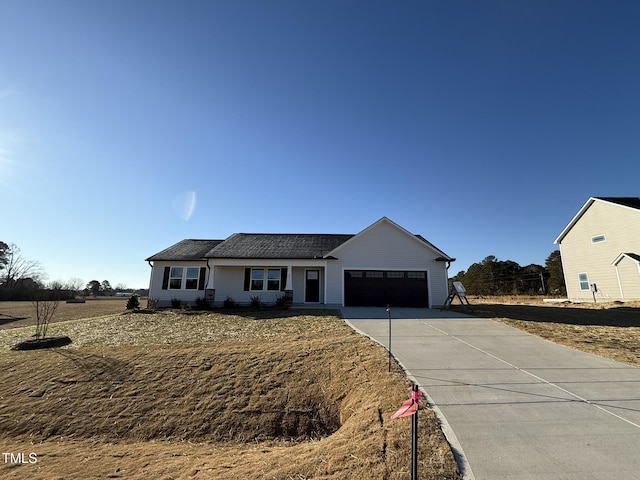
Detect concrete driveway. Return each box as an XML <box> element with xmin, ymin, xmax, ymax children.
<box><xmin>342</xmin><ymin>307</ymin><xmax>640</xmax><ymax>480</ymax></box>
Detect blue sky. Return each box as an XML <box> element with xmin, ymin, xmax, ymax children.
<box><xmin>2</xmin><ymin>0</ymin><xmax>639</xmax><ymax>289</ymax></box>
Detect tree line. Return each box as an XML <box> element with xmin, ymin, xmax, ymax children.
<box><xmin>0</xmin><ymin>241</ymin><xmax>142</xmax><ymax>301</ymax></box>
<box><xmin>450</xmin><ymin>250</ymin><xmax>566</xmax><ymax>296</ymax></box>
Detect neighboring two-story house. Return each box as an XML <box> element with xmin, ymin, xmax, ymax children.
<box><xmin>554</xmin><ymin>197</ymin><xmax>640</xmax><ymax>301</ymax></box>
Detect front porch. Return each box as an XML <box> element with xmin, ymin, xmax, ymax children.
<box><xmin>205</xmin><ymin>263</ymin><xmax>329</xmax><ymax>307</ymax></box>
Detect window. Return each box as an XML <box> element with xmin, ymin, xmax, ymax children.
<box><xmin>591</xmin><ymin>234</ymin><xmax>606</xmax><ymax>243</ymax></box>
<box><xmin>347</xmin><ymin>271</ymin><xmax>363</xmax><ymax>278</ymax></box>
<box><xmin>407</xmin><ymin>272</ymin><xmax>426</xmax><ymax>279</ymax></box>
<box><xmin>578</xmin><ymin>273</ymin><xmax>590</xmax><ymax>291</ymax></box>
<box><xmin>386</xmin><ymin>272</ymin><xmax>405</xmax><ymax>279</ymax></box>
<box><xmin>185</xmin><ymin>267</ymin><xmax>200</xmax><ymax>289</ymax></box>
<box><xmin>162</xmin><ymin>266</ymin><xmax>204</xmax><ymax>291</ymax></box>
<box><xmin>366</xmin><ymin>271</ymin><xmax>383</xmax><ymax>278</ymax></box>
<box><xmin>251</xmin><ymin>269</ymin><xmax>264</xmax><ymax>290</ymax></box>
<box><xmin>267</xmin><ymin>269</ymin><xmax>281</xmax><ymax>291</ymax></box>
<box><xmin>169</xmin><ymin>267</ymin><xmax>183</xmax><ymax>289</ymax></box>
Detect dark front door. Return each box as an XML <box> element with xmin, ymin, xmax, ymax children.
<box><xmin>305</xmin><ymin>270</ymin><xmax>320</xmax><ymax>302</ymax></box>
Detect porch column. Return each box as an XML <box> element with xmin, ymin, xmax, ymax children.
<box><xmin>205</xmin><ymin>263</ymin><xmax>216</xmax><ymax>303</ymax></box>
<box><xmin>284</xmin><ymin>265</ymin><xmax>293</xmax><ymax>304</ymax></box>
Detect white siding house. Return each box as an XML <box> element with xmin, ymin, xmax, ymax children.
<box><xmin>146</xmin><ymin>217</ymin><xmax>455</xmax><ymax>308</ymax></box>
<box><xmin>554</xmin><ymin>197</ymin><xmax>640</xmax><ymax>301</ymax></box>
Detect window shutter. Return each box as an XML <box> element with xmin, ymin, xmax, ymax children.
<box><xmin>244</xmin><ymin>268</ymin><xmax>250</xmax><ymax>291</ymax></box>
<box><xmin>281</xmin><ymin>268</ymin><xmax>288</xmax><ymax>291</ymax></box>
<box><xmin>198</xmin><ymin>267</ymin><xmax>207</xmax><ymax>290</ymax></box>
<box><xmin>162</xmin><ymin>266</ymin><xmax>170</xmax><ymax>290</ymax></box>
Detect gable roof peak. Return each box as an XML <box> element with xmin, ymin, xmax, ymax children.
<box><xmin>555</xmin><ymin>196</ymin><xmax>640</xmax><ymax>244</ymax></box>
<box><xmin>326</xmin><ymin>216</ymin><xmax>454</xmax><ymax>261</ymax></box>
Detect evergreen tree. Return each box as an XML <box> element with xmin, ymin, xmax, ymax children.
<box><xmin>545</xmin><ymin>250</ymin><xmax>566</xmax><ymax>295</ymax></box>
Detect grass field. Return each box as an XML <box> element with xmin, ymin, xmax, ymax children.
<box><xmin>0</xmin><ymin>306</ymin><xmax>461</xmax><ymax>480</ymax></box>
<box><xmin>0</xmin><ymin>298</ymin><xmax>131</xmax><ymax>330</ymax></box>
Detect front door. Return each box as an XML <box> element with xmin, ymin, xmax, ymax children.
<box><xmin>305</xmin><ymin>270</ymin><xmax>320</xmax><ymax>302</ymax></box>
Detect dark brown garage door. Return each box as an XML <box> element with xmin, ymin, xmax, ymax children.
<box><xmin>344</xmin><ymin>270</ymin><xmax>428</xmax><ymax>307</ymax></box>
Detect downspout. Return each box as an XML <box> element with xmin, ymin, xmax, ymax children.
<box><xmin>614</xmin><ymin>263</ymin><xmax>624</xmax><ymax>300</ymax></box>
<box><xmin>147</xmin><ymin>261</ymin><xmax>154</xmax><ymax>306</ymax></box>
<box><xmin>435</xmin><ymin>256</ymin><xmax>456</xmax><ymax>307</ymax></box>
<box><xmin>205</xmin><ymin>258</ymin><xmax>216</xmax><ymax>305</ymax></box>
<box><xmin>446</xmin><ymin>260</ymin><xmax>454</xmax><ymax>300</ymax></box>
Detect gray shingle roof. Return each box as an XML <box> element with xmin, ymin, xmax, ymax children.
<box><xmin>596</xmin><ymin>197</ymin><xmax>640</xmax><ymax>210</ymax></box>
<box><xmin>205</xmin><ymin>234</ymin><xmax>354</xmax><ymax>259</ymax></box>
<box><xmin>145</xmin><ymin>239</ymin><xmax>224</xmax><ymax>261</ymax></box>
<box><xmin>146</xmin><ymin>218</ymin><xmax>453</xmax><ymax>262</ymax></box>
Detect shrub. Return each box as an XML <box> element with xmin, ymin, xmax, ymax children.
<box><xmin>195</xmin><ymin>297</ymin><xmax>211</xmax><ymax>310</ymax></box>
<box><xmin>223</xmin><ymin>296</ymin><xmax>236</xmax><ymax>308</ymax></box>
<box><xmin>126</xmin><ymin>294</ymin><xmax>140</xmax><ymax>310</ymax></box>
<box><xmin>147</xmin><ymin>298</ymin><xmax>158</xmax><ymax>310</ymax></box>
<box><xmin>170</xmin><ymin>298</ymin><xmax>182</xmax><ymax>309</ymax></box>
<box><xmin>250</xmin><ymin>295</ymin><xmax>262</xmax><ymax>308</ymax></box>
<box><xmin>275</xmin><ymin>294</ymin><xmax>288</xmax><ymax>307</ymax></box>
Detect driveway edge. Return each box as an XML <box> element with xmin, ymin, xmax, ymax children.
<box><xmin>343</xmin><ymin>319</ymin><xmax>475</xmax><ymax>480</ymax></box>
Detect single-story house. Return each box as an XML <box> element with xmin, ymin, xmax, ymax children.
<box><xmin>554</xmin><ymin>197</ymin><xmax>640</xmax><ymax>301</ymax></box>
<box><xmin>146</xmin><ymin>217</ymin><xmax>455</xmax><ymax>308</ymax></box>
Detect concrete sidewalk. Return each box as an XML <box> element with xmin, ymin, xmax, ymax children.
<box><xmin>342</xmin><ymin>308</ymin><xmax>640</xmax><ymax>480</ymax></box>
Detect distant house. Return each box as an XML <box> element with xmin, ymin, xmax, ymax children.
<box><xmin>554</xmin><ymin>197</ymin><xmax>640</xmax><ymax>301</ymax></box>
<box><xmin>146</xmin><ymin>217</ymin><xmax>455</xmax><ymax>308</ymax></box>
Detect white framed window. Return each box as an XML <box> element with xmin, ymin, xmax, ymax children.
<box><xmin>591</xmin><ymin>234</ymin><xmax>606</xmax><ymax>243</ymax></box>
<box><xmin>267</xmin><ymin>269</ymin><xmax>281</xmax><ymax>291</ymax></box>
<box><xmin>251</xmin><ymin>269</ymin><xmax>264</xmax><ymax>290</ymax></box>
<box><xmin>578</xmin><ymin>273</ymin><xmax>590</xmax><ymax>291</ymax></box>
<box><xmin>169</xmin><ymin>267</ymin><xmax>184</xmax><ymax>289</ymax></box>
<box><xmin>185</xmin><ymin>267</ymin><xmax>200</xmax><ymax>290</ymax></box>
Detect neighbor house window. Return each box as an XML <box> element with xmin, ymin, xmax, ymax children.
<box><xmin>591</xmin><ymin>234</ymin><xmax>606</xmax><ymax>243</ymax></box>
<box><xmin>251</xmin><ymin>269</ymin><xmax>264</xmax><ymax>290</ymax></box>
<box><xmin>267</xmin><ymin>269</ymin><xmax>281</xmax><ymax>291</ymax></box>
<box><xmin>185</xmin><ymin>267</ymin><xmax>200</xmax><ymax>289</ymax></box>
<box><xmin>169</xmin><ymin>267</ymin><xmax>183</xmax><ymax>289</ymax></box>
<box><xmin>578</xmin><ymin>273</ymin><xmax>590</xmax><ymax>291</ymax></box>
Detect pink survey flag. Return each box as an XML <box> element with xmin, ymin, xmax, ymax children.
<box><xmin>391</xmin><ymin>389</ymin><xmax>421</xmax><ymax>419</ymax></box>
<box><xmin>391</xmin><ymin>398</ymin><xmax>418</xmax><ymax>419</ymax></box>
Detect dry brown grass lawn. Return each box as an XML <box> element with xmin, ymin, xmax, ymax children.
<box><xmin>4</xmin><ymin>296</ymin><xmax>637</xmax><ymax>479</ymax></box>
<box><xmin>0</xmin><ymin>309</ymin><xmax>461</xmax><ymax>480</ymax></box>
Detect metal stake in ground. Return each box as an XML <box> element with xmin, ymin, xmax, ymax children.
<box><xmin>391</xmin><ymin>383</ymin><xmax>422</xmax><ymax>480</ymax></box>
<box><xmin>386</xmin><ymin>304</ymin><xmax>392</xmax><ymax>372</ymax></box>
<box><xmin>411</xmin><ymin>384</ymin><xmax>419</xmax><ymax>479</ymax></box>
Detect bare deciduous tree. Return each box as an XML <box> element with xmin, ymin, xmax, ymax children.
<box><xmin>32</xmin><ymin>296</ymin><xmax>59</xmax><ymax>340</ymax></box>
<box><xmin>66</xmin><ymin>277</ymin><xmax>85</xmax><ymax>294</ymax></box>
<box><xmin>0</xmin><ymin>243</ymin><xmax>44</xmax><ymax>288</ymax></box>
